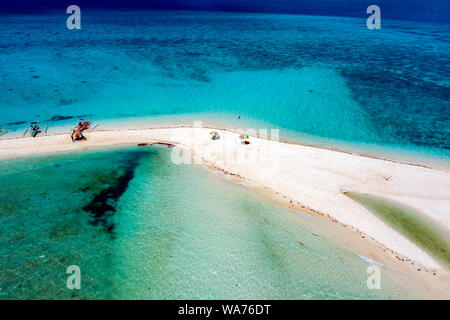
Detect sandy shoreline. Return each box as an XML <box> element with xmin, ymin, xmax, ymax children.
<box><xmin>1</xmin><ymin>125</ymin><xmax>449</xmax><ymax>297</ymax></box>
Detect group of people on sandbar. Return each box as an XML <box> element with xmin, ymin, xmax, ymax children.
<box><xmin>210</xmin><ymin>131</ymin><xmax>251</xmax><ymax>145</ymax></box>
<box><xmin>0</xmin><ymin>119</ymin><xmax>95</xmax><ymax>141</ymax></box>
<box><xmin>71</xmin><ymin>119</ymin><xmax>92</xmax><ymax>142</ymax></box>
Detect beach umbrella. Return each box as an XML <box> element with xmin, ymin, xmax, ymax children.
<box><xmin>210</xmin><ymin>131</ymin><xmax>220</xmax><ymax>140</ymax></box>
<box><xmin>239</xmin><ymin>135</ymin><xmax>249</xmax><ymax>140</ymax></box>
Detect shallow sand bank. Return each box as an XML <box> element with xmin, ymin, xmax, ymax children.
<box><xmin>0</xmin><ymin>126</ymin><xmax>449</xmax><ymax>289</ymax></box>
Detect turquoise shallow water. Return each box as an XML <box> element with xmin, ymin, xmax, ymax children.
<box><xmin>0</xmin><ymin>10</ymin><xmax>449</xmax><ymax>161</ymax></box>
<box><xmin>0</xmin><ymin>146</ymin><xmax>421</xmax><ymax>299</ymax></box>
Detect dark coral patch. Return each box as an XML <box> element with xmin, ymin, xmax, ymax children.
<box><xmin>7</xmin><ymin>121</ymin><xmax>27</xmax><ymax>126</ymax></box>
<box><xmin>48</xmin><ymin>115</ymin><xmax>75</xmax><ymax>121</ymax></box>
<box><xmin>82</xmin><ymin>151</ymin><xmax>147</xmax><ymax>234</ymax></box>
<box><xmin>59</xmin><ymin>99</ymin><xmax>74</xmax><ymax>106</ymax></box>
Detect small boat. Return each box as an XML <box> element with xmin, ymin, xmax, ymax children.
<box><xmin>24</xmin><ymin>122</ymin><xmax>48</xmax><ymax>137</ymax></box>
<box><xmin>72</xmin><ymin>119</ymin><xmax>99</xmax><ymax>132</ymax></box>
<box><xmin>88</xmin><ymin>122</ymin><xmax>99</xmax><ymax>130</ymax></box>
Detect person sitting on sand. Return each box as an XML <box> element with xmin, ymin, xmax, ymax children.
<box><xmin>71</xmin><ymin>130</ymin><xmax>86</xmax><ymax>142</ymax></box>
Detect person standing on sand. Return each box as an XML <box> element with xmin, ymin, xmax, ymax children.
<box><xmin>30</xmin><ymin>122</ymin><xmax>41</xmax><ymax>138</ymax></box>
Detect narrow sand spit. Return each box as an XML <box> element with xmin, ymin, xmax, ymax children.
<box><xmin>1</xmin><ymin>126</ymin><xmax>449</xmax><ymax>283</ymax></box>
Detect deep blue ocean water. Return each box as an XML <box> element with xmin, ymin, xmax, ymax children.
<box><xmin>1</xmin><ymin>1</ymin><xmax>449</xmax><ymax>24</ymax></box>
<box><xmin>0</xmin><ymin>10</ymin><xmax>448</xmax><ymax>161</ymax></box>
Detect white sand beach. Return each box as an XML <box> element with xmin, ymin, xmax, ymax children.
<box><xmin>1</xmin><ymin>125</ymin><xmax>449</xmax><ymax>294</ymax></box>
